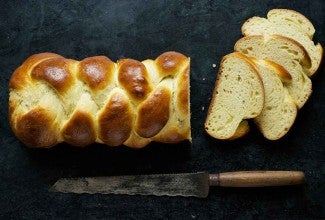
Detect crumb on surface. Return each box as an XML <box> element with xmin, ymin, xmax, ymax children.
<box><xmin>212</xmin><ymin>64</ymin><xmax>216</xmax><ymax>68</ymax></box>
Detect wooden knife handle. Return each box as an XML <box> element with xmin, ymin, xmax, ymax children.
<box><xmin>209</xmin><ymin>171</ymin><xmax>305</xmax><ymax>187</ymax></box>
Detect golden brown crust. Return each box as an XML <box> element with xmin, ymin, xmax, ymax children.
<box><xmin>78</xmin><ymin>56</ymin><xmax>115</xmax><ymax>90</ymax></box>
<box><xmin>248</xmin><ymin>57</ymin><xmax>292</xmax><ymax>83</ymax></box>
<box><xmin>9</xmin><ymin>53</ymin><xmax>62</xmax><ymax>90</ymax></box>
<box><xmin>155</xmin><ymin>51</ymin><xmax>188</xmax><ymax>77</ymax></box>
<box><xmin>15</xmin><ymin>108</ymin><xmax>58</xmax><ymax>147</ymax></box>
<box><xmin>31</xmin><ymin>57</ymin><xmax>73</xmax><ymax>92</ymax></box>
<box><xmin>9</xmin><ymin>52</ymin><xmax>190</xmax><ymax>148</ymax></box>
<box><xmin>98</xmin><ymin>92</ymin><xmax>133</xmax><ymax>146</ymax></box>
<box><xmin>62</xmin><ymin>111</ymin><xmax>96</xmax><ymax>147</ymax></box>
<box><xmin>136</xmin><ymin>87</ymin><xmax>171</xmax><ymax>138</ymax></box>
<box><xmin>176</xmin><ymin>65</ymin><xmax>190</xmax><ymax>116</ymax></box>
<box><xmin>124</xmin><ymin>131</ymin><xmax>151</xmax><ymax>149</ymax></box>
<box><xmin>153</xmin><ymin>126</ymin><xmax>190</xmax><ymax>143</ymax></box>
<box><xmin>118</xmin><ymin>59</ymin><xmax>152</xmax><ymax>101</ymax></box>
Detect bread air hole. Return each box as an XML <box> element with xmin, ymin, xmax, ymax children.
<box><xmin>223</xmin><ymin>89</ymin><xmax>232</xmax><ymax>94</ymax></box>
<box><xmin>279</xmin><ymin>46</ymin><xmax>298</xmax><ymax>56</ymax></box>
<box><xmin>242</xmin><ymin>49</ymin><xmax>248</xmax><ymax>54</ymax></box>
<box><xmin>285</xmin><ymin>18</ymin><xmax>294</xmax><ymax>23</ymax></box>
<box><xmin>241</xmin><ymin>47</ymin><xmax>252</xmax><ymax>55</ymax></box>
<box><xmin>287</xmin><ymin>49</ymin><xmax>298</xmax><ymax>56</ymax></box>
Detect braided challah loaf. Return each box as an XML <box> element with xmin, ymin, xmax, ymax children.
<box><xmin>9</xmin><ymin>51</ymin><xmax>191</xmax><ymax>148</ymax></box>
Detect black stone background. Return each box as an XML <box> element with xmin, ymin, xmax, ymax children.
<box><xmin>0</xmin><ymin>0</ymin><xmax>324</xmax><ymax>219</ymax></box>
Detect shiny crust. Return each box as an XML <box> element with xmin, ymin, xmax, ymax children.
<box><xmin>155</xmin><ymin>51</ymin><xmax>188</xmax><ymax>77</ymax></box>
<box><xmin>62</xmin><ymin>111</ymin><xmax>96</xmax><ymax>147</ymax></box>
<box><xmin>9</xmin><ymin>51</ymin><xmax>190</xmax><ymax>148</ymax></box>
<box><xmin>15</xmin><ymin>108</ymin><xmax>58</xmax><ymax>147</ymax></box>
<box><xmin>176</xmin><ymin>65</ymin><xmax>190</xmax><ymax>115</ymax></box>
<box><xmin>153</xmin><ymin>126</ymin><xmax>190</xmax><ymax>143</ymax></box>
<box><xmin>10</xmin><ymin>53</ymin><xmax>62</xmax><ymax>90</ymax></box>
<box><xmin>136</xmin><ymin>87</ymin><xmax>171</xmax><ymax>138</ymax></box>
<box><xmin>31</xmin><ymin>57</ymin><xmax>73</xmax><ymax>92</ymax></box>
<box><xmin>118</xmin><ymin>59</ymin><xmax>152</xmax><ymax>101</ymax></box>
<box><xmin>98</xmin><ymin>91</ymin><xmax>133</xmax><ymax>146</ymax></box>
<box><xmin>78</xmin><ymin>56</ymin><xmax>115</xmax><ymax>90</ymax></box>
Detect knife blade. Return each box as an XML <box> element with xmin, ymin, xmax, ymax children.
<box><xmin>49</xmin><ymin>171</ymin><xmax>305</xmax><ymax>198</ymax></box>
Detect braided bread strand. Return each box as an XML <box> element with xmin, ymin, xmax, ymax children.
<box><xmin>9</xmin><ymin>51</ymin><xmax>191</xmax><ymax>148</ymax></box>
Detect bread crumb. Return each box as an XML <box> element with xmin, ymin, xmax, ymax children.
<box><xmin>212</xmin><ymin>64</ymin><xmax>216</xmax><ymax>68</ymax></box>
<box><xmin>202</xmin><ymin>106</ymin><xmax>205</xmax><ymax>111</ymax></box>
<box><xmin>202</xmin><ymin>78</ymin><xmax>206</xmax><ymax>81</ymax></box>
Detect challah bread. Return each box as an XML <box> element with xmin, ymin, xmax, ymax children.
<box><xmin>267</xmin><ymin>9</ymin><xmax>316</xmax><ymax>39</ymax></box>
<box><xmin>205</xmin><ymin>52</ymin><xmax>264</xmax><ymax>140</ymax></box>
<box><xmin>234</xmin><ymin>35</ymin><xmax>312</xmax><ymax>108</ymax></box>
<box><xmin>241</xmin><ymin>10</ymin><xmax>323</xmax><ymax>76</ymax></box>
<box><xmin>250</xmin><ymin>58</ymin><xmax>298</xmax><ymax>140</ymax></box>
<box><xmin>9</xmin><ymin>51</ymin><xmax>191</xmax><ymax>148</ymax></box>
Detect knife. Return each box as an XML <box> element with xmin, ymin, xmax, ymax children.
<box><xmin>49</xmin><ymin>171</ymin><xmax>305</xmax><ymax>198</ymax></box>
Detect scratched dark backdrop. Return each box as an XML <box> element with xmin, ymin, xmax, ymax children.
<box><xmin>0</xmin><ymin>0</ymin><xmax>324</xmax><ymax>219</ymax></box>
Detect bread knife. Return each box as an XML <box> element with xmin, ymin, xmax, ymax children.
<box><xmin>49</xmin><ymin>171</ymin><xmax>305</xmax><ymax>198</ymax></box>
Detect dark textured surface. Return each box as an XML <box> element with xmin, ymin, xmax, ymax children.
<box><xmin>0</xmin><ymin>0</ymin><xmax>324</xmax><ymax>219</ymax></box>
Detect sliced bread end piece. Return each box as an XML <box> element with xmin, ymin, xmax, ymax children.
<box><xmin>250</xmin><ymin>58</ymin><xmax>298</xmax><ymax>140</ymax></box>
<box><xmin>205</xmin><ymin>52</ymin><xmax>264</xmax><ymax>140</ymax></box>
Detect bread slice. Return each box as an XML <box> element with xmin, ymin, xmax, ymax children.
<box><xmin>250</xmin><ymin>58</ymin><xmax>298</xmax><ymax>140</ymax></box>
<box><xmin>205</xmin><ymin>52</ymin><xmax>264</xmax><ymax>140</ymax></box>
<box><xmin>234</xmin><ymin>35</ymin><xmax>312</xmax><ymax>109</ymax></box>
<box><xmin>267</xmin><ymin>9</ymin><xmax>315</xmax><ymax>39</ymax></box>
<box><xmin>242</xmin><ymin>12</ymin><xmax>323</xmax><ymax>76</ymax></box>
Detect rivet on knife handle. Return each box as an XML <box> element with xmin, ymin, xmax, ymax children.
<box><xmin>209</xmin><ymin>171</ymin><xmax>305</xmax><ymax>187</ymax></box>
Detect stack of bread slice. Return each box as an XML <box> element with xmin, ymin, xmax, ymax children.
<box><xmin>205</xmin><ymin>9</ymin><xmax>323</xmax><ymax>140</ymax></box>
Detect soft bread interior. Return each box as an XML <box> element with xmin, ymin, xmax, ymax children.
<box><xmin>242</xmin><ymin>15</ymin><xmax>323</xmax><ymax>76</ymax></box>
<box><xmin>235</xmin><ymin>35</ymin><xmax>312</xmax><ymax>109</ymax></box>
<box><xmin>251</xmin><ymin>58</ymin><xmax>298</xmax><ymax>140</ymax></box>
<box><xmin>205</xmin><ymin>52</ymin><xmax>264</xmax><ymax>139</ymax></box>
<box><xmin>267</xmin><ymin>9</ymin><xmax>316</xmax><ymax>39</ymax></box>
